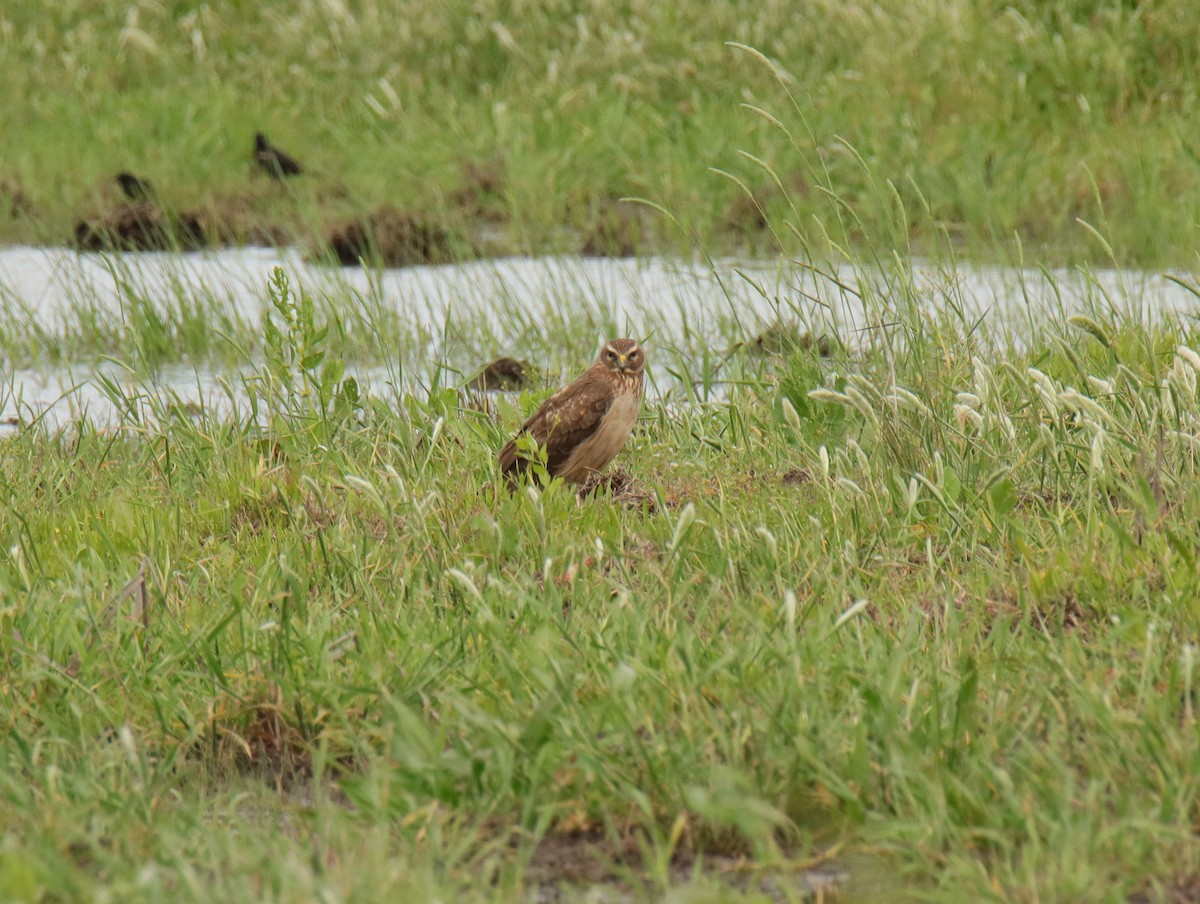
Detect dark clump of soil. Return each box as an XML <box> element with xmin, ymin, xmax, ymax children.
<box><xmin>78</xmin><ymin>177</ymin><xmax>299</xmax><ymax>250</ymax></box>
<box><xmin>579</xmin><ymin>195</ymin><xmax>652</xmax><ymax>258</ymax></box>
<box><xmin>577</xmin><ymin>467</ymin><xmax>656</xmax><ymax>511</ymax></box>
<box><xmin>74</xmin><ymin>202</ymin><xmax>207</xmax><ymax>252</ymax></box>
<box><xmin>451</xmin><ymin>156</ymin><xmax>508</xmax><ymax>223</ymax></box>
<box><xmin>467</xmin><ymin>357</ymin><xmax>533</xmax><ymax>392</ymax></box>
<box><xmin>317</xmin><ymin>206</ymin><xmax>466</xmax><ymax>267</ymax></box>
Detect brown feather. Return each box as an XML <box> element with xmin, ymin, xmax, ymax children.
<box><xmin>499</xmin><ymin>369</ymin><xmax>614</xmax><ymax>479</ymax></box>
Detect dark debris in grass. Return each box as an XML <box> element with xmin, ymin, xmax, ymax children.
<box><xmin>316</xmin><ymin>205</ymin><xmax>468</xmax><ymax>268</ymax></box>
<box><xmin>74</xmin><ymin>202</ymin><xmax>208</xmax><ymax>252</ymax></box>
<box><xmin>467</xmin><ymin>357</ymin><xmax>534</xmax><ymax>392</ymax></box>
<box><xmin>189</xmin><ymin>192</ymin><xmax>294</xmax><ymax>247</ymax></box>
<box><xmin>72</xmin><ymin>186</ymin><xmax>299</xmax><ymax>251</ymax></box>
<box><xmin>720</xmin><ymin>172</ymin><xmax>810</xmax><ymax>236</ymax></box>
<box><xmin>781</xmin><ymin>467</ymin><xmax>812</xmax><ymax>486</ymax></box>
<box><xmin>576</xmin><ymin>467</ymin><xmax>656</xmax><ymax>511</ymax></box>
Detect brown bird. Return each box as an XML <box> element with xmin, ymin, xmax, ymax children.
<box><xmin>254</xmin><ymin>132</ymin><xmax>303</xmax><ymax>179</ymax></box>
<box><xmin>499</xmin><ymin>338</ymin><xmax>645</xmax><ymax>485</ymax></box>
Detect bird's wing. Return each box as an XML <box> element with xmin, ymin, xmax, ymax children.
<box><xmin>499</xmin><ymin>372</ymin><xmax>613</xmax><ymax>477</ymax></box>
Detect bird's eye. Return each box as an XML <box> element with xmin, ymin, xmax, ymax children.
<box><xmin>606</xmin><ymin>350</ymin><xmax>617</xmax><ymax>360</ymax></box>
<box><xmin>629</xmin><ymin>350</ymin><xmax>640</xmax><ymax>359</ymax></box>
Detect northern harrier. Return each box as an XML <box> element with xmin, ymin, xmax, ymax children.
<box><xmin>254</xmin><ymin>132</ymin><xmax>303</xmax><ymax>179</ymax></box>
<box><xmin>499</xmin><ymin>338</ymin><xmax>644</xmax><ymax>485</ymax></box>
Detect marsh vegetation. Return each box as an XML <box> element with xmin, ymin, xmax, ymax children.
<box><xmin>3</xmin><ymin>1</ymin><xmax>1200</xmax><ymax>262</ymax></box>
<box><xmin>3</xmin><ymin>2</ymin><xmax>1200</xmax><ymax>902</ymax></box>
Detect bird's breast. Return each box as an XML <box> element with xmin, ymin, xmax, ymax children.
<box><xmin>558</xmin><ymin>388</ymin><xmax>642</xmax><ymax>480</ymax></box>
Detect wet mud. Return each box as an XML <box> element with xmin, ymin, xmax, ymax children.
<box><xmin>315</xmin><ymin>206</ymin><xmax>466</xmax><ymax>268</ymax></box>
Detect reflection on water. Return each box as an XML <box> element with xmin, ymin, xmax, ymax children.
<box><xmin>0</xmin><ymin>360</ymin><xmax>406</xmax><ymax>432</ymax></box>
<box><xmin>0</xmin><ymin>246</ymin><xmax>1195</xmax><ymax>428</ymax></box>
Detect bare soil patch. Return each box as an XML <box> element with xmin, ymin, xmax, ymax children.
<box><xmin>577</xmin><ymin>467</ymin><xmax>657</xmax><ymax>511</ymax></box>
<box><xmin>781</xmin><ymin>468</ymin><xmax>813</xmax><ymax>486</ymax></box>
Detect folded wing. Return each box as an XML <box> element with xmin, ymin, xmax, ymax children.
<box><xmin>499</xmin><ymin>373</ymin><xmax>614</xmax><ymax>479</ymax></box>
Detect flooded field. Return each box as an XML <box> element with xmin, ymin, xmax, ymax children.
<box><xmin>3</xmin><ymin>245</ymin><xmax>1196</xmax><ymax>428</ymax></box>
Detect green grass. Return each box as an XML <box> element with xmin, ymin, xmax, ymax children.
<box><xmin>5</xmin><ymin>3</ymin><xmax>1200</xmax><ymax>899</ymax></box>
<box><xmin>3</xmin><ymin>250</ymin><xmax>1200</xmax><ymax>902</ymax></box>
<box><xmin>4</xmin><ymin>1</ymin><xmax>1200</xmax><ymax>263</ymax></box>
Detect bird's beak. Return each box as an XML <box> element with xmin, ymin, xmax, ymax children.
<box><xmin>616</xmin><ymin>354</ymin><xmax>630</xmax><ymax>372</ymax></box>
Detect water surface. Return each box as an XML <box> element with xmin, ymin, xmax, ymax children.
<box><xmin>1</xmin><ymin>246</ymin><xmax>1195</xmax><ymax>428</ymax></box>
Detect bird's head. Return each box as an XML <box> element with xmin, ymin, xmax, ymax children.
<box><xmin>254</xmin><ymin>132</ymin><xmax>268</xmax><ymax>151</ymax></box>
<box><xmin>600</xmin><ymin>338</ymin><xmax>644</xmax><ymax>375</ymax></box>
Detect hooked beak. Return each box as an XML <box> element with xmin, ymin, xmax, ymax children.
<box><xmin>616</xmin><ymin>353</ymin><xmax>630</xmax><ymax>372</ymax></box>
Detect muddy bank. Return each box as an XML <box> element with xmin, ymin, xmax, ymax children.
<box><xmin>313</xmin><ymin>206</ymin><xmax>468</xmax><ymax>268</ymax></box>
<box><xmin>55</xmin><ymin>155</ymin><xmax>696</xmax><ymax>265</ymax></box>
<box><xmin>22</xmin><ymin>149</ymin><xmax>725</xmax><ymax>264</ymax></box>
<box><xmin>74</xmin><ymin>202</ymin><xmax>207</xmax><ymax>252</ymax></box>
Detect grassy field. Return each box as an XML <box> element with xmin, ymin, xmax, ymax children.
<box><xmin>2</xmin><ymin>247</ymin><xmax>1200</xmax><ymax>902</ymax></box>
<box><xmin>3</xmin><ymin>1</ymin><xmax>1200</xmax><ymax>262</ymax></box>
<box><xmin>5</xmin><ymin>1</ymin><xmax>1200</xmax><ymax>901</ymax></box>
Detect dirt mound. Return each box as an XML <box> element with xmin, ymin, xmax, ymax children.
<box><xmin>74</xmin><ymin>202</ymin><xmax>207</xmax><ymax>252</ymax></box>
<box><xmin>467</xmin><ymin>357</ymin><xmax>533</xmax><ymax>392</ymax></box>
<box><xmin>781</xmin><ymin>467</ymin><xmax>813</xmax><ymax>485</ymax></box>
<box><xmin>577</xmin><ymin>466</ymin><xmax>656</xmax><ymax>510</ymax></box>
<box><xmin>317</xmin><ymin>206</ymin><xmax>466</xmax><ymax>267</ymax></box>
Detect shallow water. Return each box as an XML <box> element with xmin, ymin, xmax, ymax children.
<box><xmin>0</xmin><ymin>246</ymin><xmax>1196</xmax><ymax>428</ymax></box>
